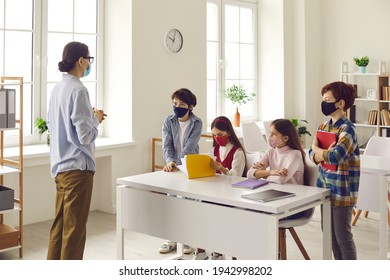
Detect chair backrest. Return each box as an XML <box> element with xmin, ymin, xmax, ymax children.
<box><xmin>241</xmin><ymin>122</ymin><xmax>269</xmax><ymax>153</ymax></box>
<box><xmin>305</xmin><ymin>154</ymin><xmax>319</xmax><ymax>187</ymax></box>
<box><xmin>262</xmin><ymin>120</ymin><xmax>273</xmax><ymax>142</ymax></box>
<box><xmin>364</xmin><ymin>136</ymin><xmax>390</xmax><ymax>156</ymax></box>
<box><xmin>355</xmin><ymin>136</ymin><xmax>390</xmax><ymax>212</ymax></box>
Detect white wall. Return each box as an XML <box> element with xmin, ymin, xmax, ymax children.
<box><xmin>258</xmin><ymin>0</ymin><xmax>285</xmax><ymax>120</ymax></box>
<box><xmin>104</xmin><ymin>0</ymin><xmax>207</xmax><ymax>175</ymax></box>
<box><xmin>321</xmin><ymin>0</ymin><xmax>390</xmax><ymax>82</ymax></box>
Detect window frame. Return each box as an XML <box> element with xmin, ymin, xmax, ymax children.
<box><xmin>207</xmin><ymin>0</ymin><xmax>258</xmax><ymax>126</ymax></box>
<box><xmin>0</xmin><ymin>0</ymin><xmax>103</xmax><ymax>146</ymax></box>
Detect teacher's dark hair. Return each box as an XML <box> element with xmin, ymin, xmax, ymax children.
<box><xmin>58</xmin><ymin>41</ymin><xmax>89</xmax><ymax>72</ymax></box>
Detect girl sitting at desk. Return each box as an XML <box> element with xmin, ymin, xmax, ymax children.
<box><xmin>247</xmin><ymin>118</ymin><xmax>309</xmax><ymax>186</ymax></box>
<box><xmin>193</xmin><ymin>116</ymin><xmax>246</xmax><ymax>260</ymax></box>
<box><xmin>209</xmin><ymin>116</ymin><xmax>246</xmax><ymax>177</ymax></box>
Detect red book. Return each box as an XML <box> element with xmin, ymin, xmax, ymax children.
<box><xmin>316</xmin><ymin>130</ymin><xmax>338</xmax><ymax>171</ymax></box>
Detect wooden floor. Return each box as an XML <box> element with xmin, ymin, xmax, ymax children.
<box><xmin>0</xmin><ymin>207</ymin><xmax>388</xmax><ymax>260</ymax></box>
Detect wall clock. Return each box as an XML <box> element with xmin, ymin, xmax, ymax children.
<box><xmin>367</xmin><ymin>89</ymin><xmax>377</xmax><ymax>99</ymax></box>
<box><xmin>164</xmin><ymin>28</ymin><xmax>183</xmax><ymax>53</ymax></box>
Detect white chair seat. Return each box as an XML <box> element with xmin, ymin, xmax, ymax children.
<box><xmin>279</xmin><ymin>208</ymin><xmax>315</xmax><ymax>228</ymax></box>
<box><xmin>279</xmin><ymin>218</ymin><xmax>310</xmax><ymax>229</ymax></box>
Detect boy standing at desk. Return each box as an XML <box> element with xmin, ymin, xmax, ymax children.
<box><xmin>309</xmin><ymin>81</ymin><xmax>360</xmax><ymax>260</ymax></box>
<box><xmin>159</xmin><ymin>88</ymin><xmax>202</xmax><ymax>255</ymax></box>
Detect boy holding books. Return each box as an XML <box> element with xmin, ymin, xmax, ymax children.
<box><xmin>309</xmin><ymin>81</ymin><xmax>360</xmax><ymax>260</ymax></box>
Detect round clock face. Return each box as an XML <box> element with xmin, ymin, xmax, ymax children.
<box><xmin>164</xmin><ymin>29</ymin><xmax>183</xmax><ymax>53</ymax></box>
<box><xmin>367</xmin><ymin>89</ymin><xmax>377</xmax><ymax>99</ymax></box>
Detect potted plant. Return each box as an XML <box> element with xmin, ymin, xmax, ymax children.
<box><xmin>224</xmin><ymin>84</ymin><xmax>255</xmax><ymax>127</ymax></box>
<box><xmin>35</xmin><ymin>117</ymin><xmax>50</xmax><ymax>145</ymax></box>
<box><xmin>353</xmin><ymin>56</ymin><xmax>369</xmax><ymax>73</ymax></box>
<box><xmin>291</xmin><ymin>118</ymin><xmax>311</xmax><ymax>147</ymax></box>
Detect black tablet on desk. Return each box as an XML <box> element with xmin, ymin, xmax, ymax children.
<box><xmin>241</xmin><ymin>189</ymin><xmax>295</xmax><ymax>202</ymax></box>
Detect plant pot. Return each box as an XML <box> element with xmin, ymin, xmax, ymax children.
<box><xmin>233</xmin><ymin>107</ymin><xmax>240</xmax><ymax>127</ymax></box>
<box><xmin>359</xmin><ymin>66</ymin><xmax>366</xmax><ymax>73</ymax></box>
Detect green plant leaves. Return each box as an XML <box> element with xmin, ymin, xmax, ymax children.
<box><xmin>353</xmin><ymin>56</ymin><xmax>369</xmax><ymax>67</ymax></box>
<box><xmin>291</xmin><ymin>119</ymin><xmax>311</xmax><ymax>137</ymax></box>
<box><xmin>224</xmin><ymin>84</ymin><xmax>255</xmax><ymax>106</ymax></box>
<box><xmin>35</xmin><ymin>117</ymin><xmax>48</xmax><ymax>135</ymax></box>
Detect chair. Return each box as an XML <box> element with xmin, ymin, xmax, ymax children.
<box><xmin>241</xmin><ymin>122</ymin><xmax>269</xmax><ymax>153</ymax></box>
<box><xmin>151</xmin><ymin>134</ymin><xmax>213</xmax><ymax>172</ymax></box>
<box><xmin>352</xmin><ymin>136</ymin><xmax>390</xmax><ymax>227</ymax></box>
<box><xmin>278</xmin><ymin>153</ymin><xmax>318</xmax><ymax>260</ymax></box>
<box><xmin>262</xmin><ymin>120</ymin><xmax>273</xmax><ymax>142</ymax></box>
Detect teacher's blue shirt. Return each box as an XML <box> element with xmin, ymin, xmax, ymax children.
<box><xmin>47</xmin><ymin>74</ymin><xmax>100</xmax><ymax>177</ymax></box>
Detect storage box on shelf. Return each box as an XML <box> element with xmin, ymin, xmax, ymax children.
<box><xmin>340</xmin><ymin>62</ymin><xmax>390</xmax><ymax>151</ymax></box>
<box><xmin>0</xmin><ymin>185</ymin><xmax>14</xmax><ymax>211</ymax></box>
<box><xmin>0</xmin><ymin>76</ymin><xmax>23</xmax><ymax>258</ymax></box>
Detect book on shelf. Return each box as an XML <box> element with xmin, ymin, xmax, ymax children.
<box><xmin>381</xmin><ymin>128</ymin><xmax>390</xmax><ymax>137</ymax></box>
<box><xmin>316</xmin><ymin>130</ymin><xmax>338</xmax><ymax>171</ymax></box>
<box><xmin>232</xmin><ymin>179</ymin><xmax>269</xmax><ymax>189</ymax></box>
<box><xmin>178</xmin><ymin>154</ymin><xmax>216</xmax><ymax>179</ymax></box>
<box><xmin>382</xmin><ymin>86</ymin><xmax>390</xmax><ymax>101</ymax></box>
<box><xmin>368</xmin><ymin>110</ymin><xmax>378</xmax><ymax>125</ymax></box>
<box><xmin>0</xmin><ymin>88</ymin><xmax>15</xmax><ymax>129</ymax></box>
<box><xmin>0</xmin><ymin>88</ymin><xmax>6</xmax><ymax>128</ymax></box>
<box><xmin>352</xmin><ymin>84</ymin><xmax>358</xmax><ymax>98</ymax></box>
<box><xmin>349</xmin><ymin>105</ymin><xmax>356</xmax><ymax>123</ymax></box>
<box><xmin>381</xmin><ymin>109</ymin><xmax>390</xmax><ymax>126</ymax></box>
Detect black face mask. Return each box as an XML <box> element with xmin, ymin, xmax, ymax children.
<box><xmin>321</xmin><ymin>101</ymin><xmax>338</xmax><ymax>116</ymax></box>
<box><xmin>173</xmin><ymin>106</ymin><xmax>189</xmax><ymax>118</ymax></box>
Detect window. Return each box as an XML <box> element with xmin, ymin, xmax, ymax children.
<box><xmin>0</xmin><ymin>0</ymin><xmax>34</xmax><ymax>139</ymax></box>
<box><xmin>207</xmin><ymin>0</ymin><xmax>257</xmax><ymax>125</ymax></box>
<box><xmin>0</xmin><ymin>0</ymin><xmax>102</xmax><ymax>145</ymax></box>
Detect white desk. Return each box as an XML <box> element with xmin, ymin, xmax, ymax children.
<box><xmin>360</xmin><ymin>155</ymin><xmax>390</xmax><ymax>259</ymax></box>
<box><xmin>116</xmin><ymin>171</ymin><xmax>331</xmax><ymax>260</ymax></box>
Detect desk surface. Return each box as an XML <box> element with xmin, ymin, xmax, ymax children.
<box><xmin>117</xmin><ymin>171</ymin><xmax>330</xmax><ymax>216</ymax></box>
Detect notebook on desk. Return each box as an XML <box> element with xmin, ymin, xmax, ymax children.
<box><xmin>232</xmin><ymin>179</ymin><xmax>269</xmax><ymax>189</ymax></box>
<box><xmin>178</xmin><ymin>154</ymin><xmax>216</xmax><ymax>179</ymax></box>
<box><xmin>241</xmin><ymin>189</ymin><xmax>295</xmax><ymax>202</ymax></box>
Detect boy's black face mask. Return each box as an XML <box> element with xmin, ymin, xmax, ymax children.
<box><xmin>173</xmin><ymin>106</ymin><xmax>189</xmax><ymax>118</ymax></box>
<box><xmin>321</xmin><ymin>101</ymin><xmax>338</xmax><ymax>116</ymax></box>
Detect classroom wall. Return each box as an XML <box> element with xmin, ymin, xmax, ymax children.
<box><xmin>19</xmin><ymin>0</ymin><xmax>390</xmax><ymax>225</ymax></box>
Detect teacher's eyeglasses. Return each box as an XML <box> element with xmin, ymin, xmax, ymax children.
<box><xmin>84</xmin><ymin>56</ymin><xmax>94</xmax><ymax>64</ymax></box>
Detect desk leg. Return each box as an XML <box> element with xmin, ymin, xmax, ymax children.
<box><xmin>117</xmin><ymin>186</ymin><xmax>124</xmax><ymax>260</ymax></box>
<box><xmin>322</xmin><ymin>200</ymin><xmax>332</xmax><ymax>260</ymax></box>
<box><xmin>379</xmin><ymin>176</ymin><xmax>388</xmax><ymax>259</ymax></box>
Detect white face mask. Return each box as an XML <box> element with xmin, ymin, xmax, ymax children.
<box><xmin>268</xmin><ymin>137</ymin><xmax>283</xmax><ymax>148</ymax></box>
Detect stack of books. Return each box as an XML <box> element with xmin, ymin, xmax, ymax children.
<box><xmin>382</xmin><ymin>86</ymin><xmax>390</xmax><ymax>100</ymax></box>
<box><xmin>367</xmin><ymin>110</ymin><xmax>378</xmax><ymax>125</ymax></box>
<box><xmin>380</xmin><ymin>109</ymin><xmax>390</xmax><ymax>126</ymax></box>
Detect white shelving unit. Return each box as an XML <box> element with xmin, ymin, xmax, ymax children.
<box><xmin>340</xmin><ymin>62</ymin><xmax>390</xmax><ymax>149</ymax></box>
<box><xmin>0</xmin><ymin>76</ymin><xmax>23</xmax><ymax>258</ymax></box>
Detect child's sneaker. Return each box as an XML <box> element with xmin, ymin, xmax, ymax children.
<box><xmin>193</xmin><ymin>249</ymin><xmax>209</xmax><ymax>260</ymax></box>
<box><xmin>183</xmin><ymin>244</ymin><xmax>193</xmax><ymax>254</ymax></box>
<box><xmin>211</xmin><ymin>252</ymin><xmax>223</xmax><ymax>260</ymax></box>
<box><xmin>159</xmin><ymin>240</ymin><xmax>177</xmax><ymax>253</ymax></box>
